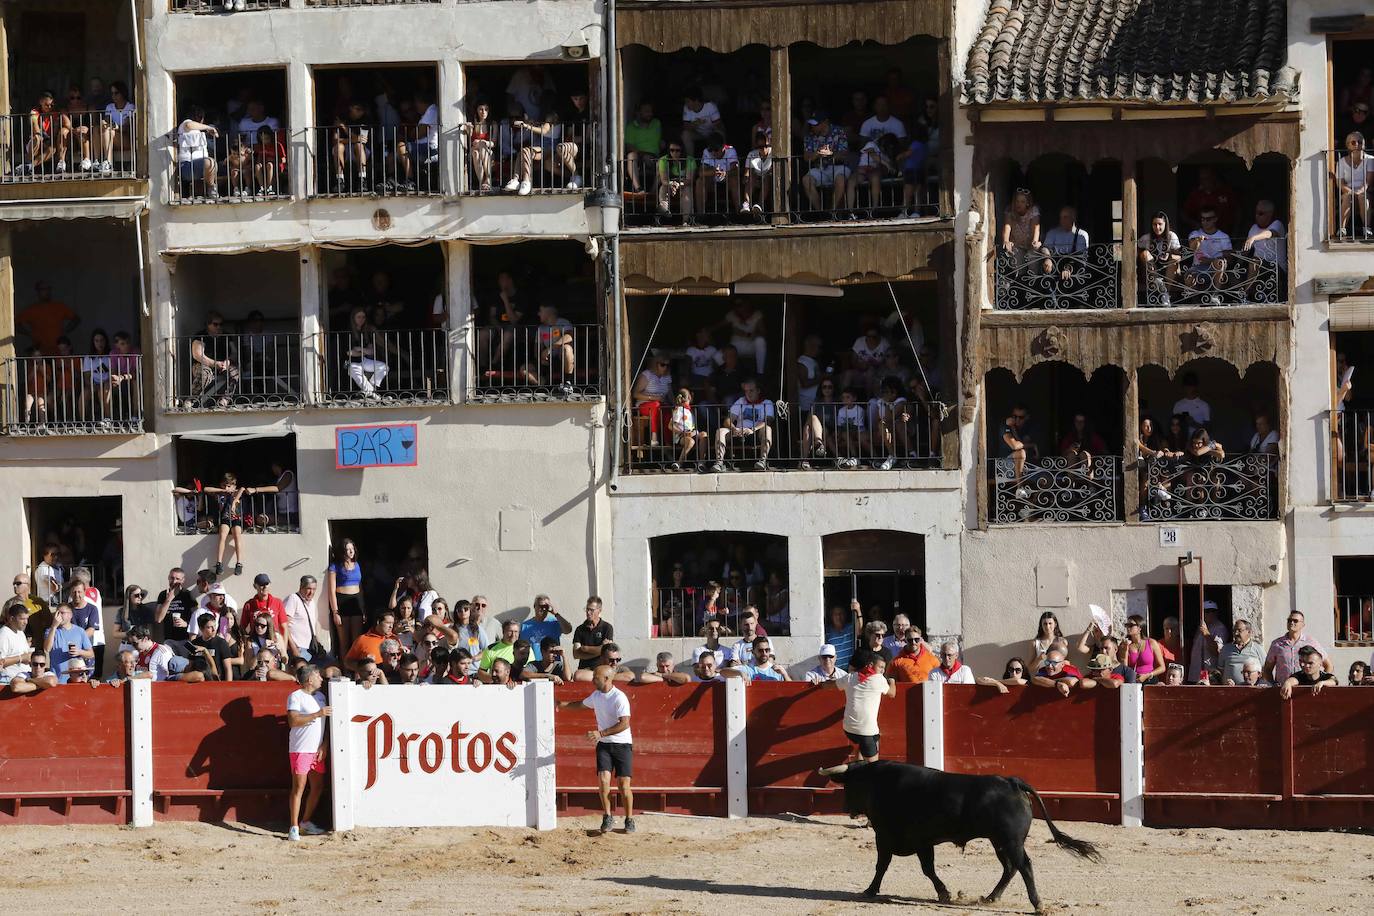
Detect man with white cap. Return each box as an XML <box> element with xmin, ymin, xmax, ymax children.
<box><xmin>1188</xmin><ymin>600</ymin><xmax>1229</xmax><ymax>683</ymax></box>
<box><xmin>805</xmin><ymin>644</ymin><xmax>847</xmax><ymax>684</ymax></box>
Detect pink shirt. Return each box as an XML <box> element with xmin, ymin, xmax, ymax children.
<box><xmin>1264</xmin><ymin>634</ymin><xmax>1326</xmax><ymax>684</ymax></box>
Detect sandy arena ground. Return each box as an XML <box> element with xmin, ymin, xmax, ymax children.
<box><xmin>2</xmin><ymin>814</ymin><xmax>1371</xmax><ymax>914</ymax></box>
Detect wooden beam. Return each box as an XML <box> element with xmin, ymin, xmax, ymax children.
<box><xmin>1123</xmin><ymin>367</ymin><xmax>1140</xmax><ymax>522</ymax></box>
<box><xmin>0</xmin><ymin>227</ymin><xmax>13</xmax><ymax>367</ymax></box>
<box><xmin>769</xmin><ymin>45</ymin><xmax>791</xmax><ymax>226</ymax></box>
<box><xmin>938</xmin><ymin>38</ymin><xmax>954</xmax><ymax>218</ymax></box>
<box><xmin>1121</xmin><ymin>158</ymin><xmax>1138</xmax><ymax>309</ymax></box>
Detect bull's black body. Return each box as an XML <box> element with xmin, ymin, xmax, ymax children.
<box><xmin>823</xmin><ymin>760</ymin><xmax>1101</xmax><ymax>912</ymax></box>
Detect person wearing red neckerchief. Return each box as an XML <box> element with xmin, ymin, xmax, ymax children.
<box><xmin>928</xmin><ymin>641</ymin><xmax>976</xmax><ymax>685</ymax></box>
<box><xmin>815</xmin><ymin>654</ymin><xmax>895</xmax><ymax>763</ymax></box>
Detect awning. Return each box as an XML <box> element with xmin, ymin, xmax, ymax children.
<box><xmin>617</xmin><ymin>0</ymin><xmax>948</xmax><ymax>52</ymax></box>
<box><xmin>176</xmin><ymin>420</ymin><xmax>297</xmax><ymax>441</ymax></box>
<box><xmin>0</xmin><ymin>195</ymin><xmax>146</xmax><ymax>222</ymax></box>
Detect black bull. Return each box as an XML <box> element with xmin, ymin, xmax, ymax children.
<box><xmin>821</xmin><ymin>760</ymin><xmax>1102</xmax><ymax>912</ymax></box>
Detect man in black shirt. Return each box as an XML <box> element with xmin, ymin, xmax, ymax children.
<box><xmin>532</xmin><ymin>637</ymin><xmax>568</xmax><ymax>681</ymax></box>
<box><xmin>572</xmin><ymin>596</ymin><xmax>613</xmax><ymax>672</ymax></box>
<box><xmin>189</xmin><ymin>615</ymin><xmax>234</xmax><ymax>681</ymax></box>
<box><xmin>1279</xmin><ymin>645</ymin><xmax>1337</xmax><ymax>699</ymax></box>
<box><xmin>156</xmin><ymin>567</ymin><xmax>197</xmax><ymax>642</ymax></box>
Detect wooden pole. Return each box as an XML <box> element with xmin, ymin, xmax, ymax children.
<box><xmin>1121</xmin><ymin>157</ymin><xmax>1138</xmax><ymax>309</ymax></box>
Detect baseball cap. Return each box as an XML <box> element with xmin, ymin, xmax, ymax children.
<box><xmin>253</xmin><ymin>573</ymin><xmax>271</xmax><ymax>587</ymax></box>
<box><xmin>1202</xmin><ymin>599</ymin><xmax>1218</xmax><ymax>611</ymax></box>
<box><xmin>208</xmin><ymin>584</ymin><xmax>226</xmax><ymax>596</ymax></box>
<box><xmin>819</xmin><ymin>644</ymin><xmax>837</xmax><ymax>657</ymax></box>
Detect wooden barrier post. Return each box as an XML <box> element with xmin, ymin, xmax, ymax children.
<box><xmin>922</xmin><ymin>681</ymin><xmax>944</xmax><ymax>770</ymax></box>
<box><xmin>526</xmin><ymin>680</ymin><xmax>557</xmax><ymax>830</ymax></box>
<box><xmin>1119</xmin><ymin>684</ymin><xmax>1144</xmax><ymax>827</ymax></box>
<box><xmin>130</xmin><ymin>679</ymin><xmax>153</xmax><ymax>827</ymax></box>
<box><xmin>328</xmin><ymin>678</ymin><xmax>356</xmax><ymax>833</ymax></box>
<box><xmin>725</xmin><ymin>677</ymin><xmax>748</xmax><ymax>818</ymax></box>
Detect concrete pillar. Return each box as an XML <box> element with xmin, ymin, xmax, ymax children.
<box><xmin>445</xmin><ymin>240</ymin><xmax>472</xmax><ymax>403</ymax></box>
<box><xmin>438</xmin><ymin>56</ymin><xmax>465</xmax><ymax>195</ymax></box>
<box><xmin>299</xmin><ymin>246</ymin><xmax>323</xmax><ymax>403</ymax></box>
<box><xmin>287</xmin><ymin>59</ymin><xmax>314</xmax><ymax>199</ymax></box>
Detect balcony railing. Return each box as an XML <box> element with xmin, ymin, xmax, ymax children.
<box><xmin>457</xmin><ymin>119</ymin><xmax>597</xmax><ymax>195</ymax></box>
<box><xmin>307</xmin><ymin>0</ymin><xmax>439</xmax><ymax>6</ymax></box>
<box><xmin>621</xmin><ymin>155</ymin><xmax>940</xmax><ymax>228</ymax></box>
<box><xmin>166</xmin><ymin>333</ymin><xmax>303</xmax><ymax>411</ymax></box>
<box><xmin>472</xmin><ymin>322</ymin><xmax>602</xmax><ymax>402</ymax></box>
<box><xmin>308</xmin><ymin>125</ymin><xmax>441</xmax><ymax>198</ymax></box>
<box><xmin>1</xmin><ymin>111</ymin><xmax>138</xmax><ymax>184</ymax></box>
<box><xmin>1140</xmin><ymin>454</ymin><xmax>1277</xmax><ymax>521</ymax></box>
<box><xmin>2</xmin><ymin>354</ymin><xmax>143</xmax><ymax>436</ymax></box>
<box><xmin>989</xmin><ymin>455</ymin><xmax>1122</xmax><ymax>524</ymax></box>
<box><xmin>171</xmin><ymin>1</ymin><xmax>286</xmax><ymax>12</ymax></box>
<box><xmin>321</xmin><ymin>328</ymin><xmax>448</xmax><ymax>404</ymax></box>
<box><xmin>1327</xmin><ymin>148</ymin><xmax>1374</xmax><ymax>243</ymax></box>
<box><xmin>623</xmin><ymin>400</ymin><xmax>941</xmax><ymax>473</ymax></box>
<box><xmin>993</xmin><ymin>244</ymin><xmax>1120</xmax><ymax>310</ymax></box>
<box><xmin>652</xmin><ymin>586</ymin><xmax>751</xmax><ymax>639</ymax></box>
<box><xmin>174</xmin><ymin>490</ymin><xmax>300</xmax><ymax>535</ymax></box>
<box><xmin>1335</xmin><ymin>594</ymin><xmax>1374</xmax><ymax>646</ymax></box>
<box><xmin>169</xmin><ymin>129</ymin><xmax>289</xmax><ymax>204</ymax></box>
<box><xmin>1140</xmin><ymin>245</ymin><xmax>1284</xmax><ymax>307</ymax></box>
<box><xmin>1333</xmin><ymin>409</ymin><xmax>1374</xmax><ymax>502</ymax></box>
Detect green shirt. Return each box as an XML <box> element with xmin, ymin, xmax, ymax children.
<box><xmin>624</xmin><ymin>117</ymin><xmax>662</xmax><ymax>154</ymax></box>
<box><xmin>479</xmin><ymin>640</ymin><xmax>515</xmax><ymax>672</ymax></box>
<box><xmin>658</xmin><ymin>155</ymin><xmax>697</xmax><ymax>181</ymax></box>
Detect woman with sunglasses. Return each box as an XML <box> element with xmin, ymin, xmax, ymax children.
<box><xmin>454</xmin><ymin>600</ymin><xmax>488</xmax><ymax>660</ymax></box>
<box><xmin>1000</xmin><ymin>657</ymin><xmax>1028</xmax><ymax>686</ymax></box>
<box><xmin>632</xmin><ymin>355</ymin><xmax>674</xmax><ymax>448</ymax></box>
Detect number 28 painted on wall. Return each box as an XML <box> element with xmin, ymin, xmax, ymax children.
<box><xmin>336</xmin><ymin>423</ymin><xmax>419</xmax><ymax>469</ymax></box>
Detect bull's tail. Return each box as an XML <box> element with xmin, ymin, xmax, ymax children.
<box><xmin>1009</xmin><ymin>777</ymin><xmax>1103</xmax><ymax>862</ymax></box>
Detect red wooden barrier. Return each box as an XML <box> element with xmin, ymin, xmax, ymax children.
<box><xmin>553</xmin><ymin>682</ymin><xmax>726</xmax><ymax>815</ymax></box>
<box><xmin>150</xmin><ymin>682</ymin><xmax>295</xmax><ymax>822</ymax></box>
<box><xmin>944</xmin><ymin>687</ymin><xmax>1121</xmax><ymax>823</ymax></box>
<box><xmin>0</xmin><ymin>686</ymin><xmax>130</xmax><ymax>825</ymax></box>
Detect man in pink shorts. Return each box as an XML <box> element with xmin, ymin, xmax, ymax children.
<box><xmin>285</xmin><ymin>664</ymin><xmax>331</xmax><ymax>840</ymax></box>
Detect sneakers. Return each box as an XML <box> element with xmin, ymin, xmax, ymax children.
<box><xmin>599</xmin><ymin>814</ymin><xmax>614</xmax><ymax>834</ymax></box>
<box><xmin>751</xmin><ymin>203</ymin><xmax>763</xmax><ymax>216</ymax></box>
<box><xmin>57</xmin><ymin>160</ymin><xmax>67</xmax><ymax>173</ymax></box>
<box><xmin>752</xmin><ymin>459</ymin><xmax>768</xmax><ymax>471</ymax></box>
<box><xmin>287</xmin><ymin>826</ymin><xmax>300</xmax><ymax>842</ymax></box>
<box><xmin>814</xmin><ymin>446</ymin><xmax>828</xmax><ymax>459</ymax></box>
<box><xmin>235</xmin><ymin>0</ymin><xmax>247</xmax><ymax>11</ymax></box>
<box><xmin>100</xmin><ymin>159</ymin><xmax>113</xmax><ymax>175</ymax></box>
<box><xmin>300</xmin><ymin>821</ymin><xmax>326</xmax><ymax>836</ymax></box>
<box><xmin>214</xmin><ymin>561</ymin><xmax>223</xmax><ymax>577</ymax></box>
<box><xmin>1014</xmin><ymin>486</ymin><xmax>1031</xmax><ymax>500</ymax></box>
<box><xmin>878</xmin><ymin>457</ymin><xmax>895</xmax><ymax>471</ymax></box>
<box><xmin>740</xmin><ymin>203</ymin><xmax>752</xmax><ymax>214</ymax></box>
<box><xmin>624</xmin><ymin>817</ymin><xmax>636</xmax><ymax>833</ymax></box>
<box><xmin>80</xmin><ymin>158</ymin><xmax>93</xmax><ymax>171</ymax></box>
<box><xmin>503</xmin><ymin>177</ymin><xmax>520</xmax><ymax>192</ymax></box>
<box><xmin>710</xmin><ymin>460</ymin><xmax>727</xmax><ymax>473</ymax></box>
<box><xmin>517</xmin><ymin>180</ymin><xmax>532</xmax><ymax>196</ymax></box>
<box><xmin>234</xmin><ymin>563</ymin><xmax>243</xmax><ymax>576</ymax></box>
<box><xmin>566</xmin><ymin>175</ymin><xmax>583</xmax><ymax>190</ymax></box>
<box><xmin>334</xmin><ymin>174</ymin><xmax>347</xmax><ymax>191</ymax></box>
<box><xmin>1150</xmin><ymin>485</ymin><xmax>1172</xmax><ymax>502</ymax></box>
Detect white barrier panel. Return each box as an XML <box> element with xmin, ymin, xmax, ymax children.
<box><xmin>329</xmin><ymin>679</ymin><xmax>555</xmax><ymax>830</ymax></box>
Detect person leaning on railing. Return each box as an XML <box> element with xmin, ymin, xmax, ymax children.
<box><xmin>176</xmin><ymin>105</ymin><xmax>220</xmax><ymax>198</ymax></box>
<box><xmin>1138</xmin><ymin>211</ymin><xmax>1184</xmax><ymax>305</ymax></box>
<box><xmin>1332</xmin><ymin>131</ymin><xmax>1373</xmax><ymax>240</ymax></box>
<box><xmin>1040</xmin><ymin>206</ymin><xmax>1090</xmax><ymax>282</ymax></box>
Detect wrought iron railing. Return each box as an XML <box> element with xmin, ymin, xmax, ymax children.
<box><xmin>1140</xmin><ymin>244</ymin><xmax>1284</xmax><ymax>306</ymax></box>
<box><xmin>620</xmin><ymin>155</ymin><xmax>940</xmax><ymax>227</ymax></box>
<box><xmin>171</xmin><ymin>1</ymin><xmax>286</xmax><ymax>12</ymax></box>
<box><xmin>168</xmin><ymin>129</ymin><xmax>289</xmax><ymax>204</ymax></box>
<box><xmin>457</xmin><ymin>119</ymin><xmax>597</xmax><ymax>195</ymax></box>
<box><xmin>306</xmin><ymin>0</ymin><xmax>438</xmax><ymax>6</ymax></box>
<box><xmin>307</xmin><ymin>125</ymin><xmax>441</xmax><ymax>197</ymax></box>
<box><xmin>623</xmin><ymin>399</ymin><xmax>941</xmax><ymax>473</ymax></box>
<box><xmin>174</xmin><ymin>489</ymin><xmax>300</xmax><ymax>535</ymax></box>
<box><xmin>994</xmin><ymin>244</ymin><xmax>1119</xmax><ymax>310</ymax></box>
<box><xmin>1333</xmin><ymin>409</ymin><xmax>1374</xmax><ymax>502</ymax></box>
<box><xmin>1335</xmin><ymin>594</ymin><xmax>1374</xmax><ymax>646</ymax></box>
<box><xmin>990</xmin><ymin>455</ymin><xmax>1122</xmax><ymax>524</ymax></box>
<box><xmin>166</xmin><ymin>333</ymin><xmax>302</xmax><ymax>411</ymax></box>
<box><xmin>1140</xmin><ymin>454</ymin><xmax>1277</xmax><ymax>521</ymax></box>
<box><xmin>2</xmin><ymin>354</ymin><xmax>143</xmax><ymax>436</ymax></box>
<box><xmin>1327</xmin><ymin>147</ymin><xmax>1374</xmax><ymax>243</ymax></box>
<box><xmin>472</xmin><ymin>322</ymin><xmax>602</xmax><ymax>402</ymax></box>
<box><xmin>321</xmin><ymin>328</ymin><xmax>448</xmax><ymax>404</ymax></box>
<box><xmin>1</xmin><ymin>111</ymin><xmax>138</xmax><ymax>184</ymax></box>
<box><xmin>652</xmin><ymin>586</ymin><xmax>751</xmax><ymax>639</ymax></box>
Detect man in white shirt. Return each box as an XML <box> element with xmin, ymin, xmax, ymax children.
<box><xmin>695</xmin><ymin>619</ymin><xmax>729</xmax><ymax>669</ymax></box>
<box><xmin>34</xmin><ymin>543</ymin><xmax>63</xmax><ymax>606</ymax></box>
<box><xmin>859</xmin><ymin>96</ymin><xmax>906</xmax><ymax>144</ymax></box>
<box><xmin>712</xmin><ymin>379</ymin><xmax>775</xmax><ymax>471</ymax></box>
<box><xmin>696</xmin><ymin>134</ymin><xmax>741</xmax><ymax>214</ymax></box>
<box><xmin>397</xmin><ymin>91</ymin><xmax>440</xmax><ymax>192</ymax></box>
<box><xmin>235</xmin><ymin>99</ymin><xmax>280</xmax><ymax>139</ymax></box>
<box><xmin>805</xmin><ymin>643</ymin><xmax>848</xmax><ymax>683</ymax></box>
<box><xmin>284</xmin><ymin>575</ymin><xmax>328</xmax><ymax>662</ymax></box>
<box><xmin>195</xmin><ymin>571</ymin><xmax>239</xmax><ymax>614</ymax></box>
<box><xmin>506</xmin><ymin>65</ymin><xmax>554</xmax><ymax>121</ymax></box>
<box><xmin>680</xmin><ymin>89</ymin><xmax>722</xmax><ymax>158</ymax></box>
<box><xmin>557</xmin><ymin>666</ymin><xmax>636</xmax><ymax>834</ymax></box>
<box><xmin>1188</xmin><ymin>601</ymin><xmax>1230</xmax><ymax>683</ymax></box>
<box><xmin>1</xmin><ymin>605</ymin><xmax>47</xmax><ymax>694</ymax></box>
<box><xmin>927</xmin><ymin>642</ymin><xmax>976</xmax><ymax>684</ymax></box>
<box><xmin>1185</xmin><ymin>208</ymin><xmax>1232</xmax><ymax>300</ymax></box>
<box><xmin>1171</xmin><ymin>372</ymin><xmax>1211</xmax><ymax>432</ymax></box>
<box><xmin>1249</xmin><ymin>412</ymin><xmax>1280</xmax><ymax>456</ymax></box>
<box><xmin>1241</xmin><ymin>200</ymin><xmax>1286</xmax><ymax>300</ymax></box>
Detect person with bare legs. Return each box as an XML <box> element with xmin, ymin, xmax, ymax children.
<box><xmin>285</xmin><ymin>665</ymin><xmax>331</xmax><ymax>841</ymax></box>
<box><xmin>559</xmin><ymin>665</ymin><xmax>636</xmax><ymax>833</ymax></box>
<box><xmin>463</xmin><ymin>102</ymin><xmax>496</xmax><ymax>191</ymax></box>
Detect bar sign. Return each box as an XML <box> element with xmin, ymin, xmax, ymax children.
<box><xmin>336</xmin><ymin>423</ymin><xmax>418</xmax><ymax>469</ymax></box>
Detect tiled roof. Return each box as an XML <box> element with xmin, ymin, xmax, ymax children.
<box><xmin>963</xmin><ymin>0</ymin><xmax>1299</xmax><ymax>105</ymax></box>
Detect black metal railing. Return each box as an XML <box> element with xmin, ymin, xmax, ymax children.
<box><xmin>2</xmin><ymin>354</ymin><xmax>143</xmax><ymax>435</ymax></box>
<box><xmin>171</xmin><ymin>1</ymin><xmax>286</xmax><ymax>12</ymax></box>
<box><xmin>169</xmin><ymin>129</ymin><xmax>289</xmax><ymax>204</ymax></box>
<box><xmin>1140</xmin><ymin>454</ymin><xmax>1277</xmax><ymax>521</ymax></box>
<box><xmin>990</xmin><ymin>455</ymin><xmax>1122</xmax><ymax>524</ymax></box>
<box><xmin>174</xmin><ymin>489</ymin><xmax>300</xmax><ymax>535</ymax></box>
<box><xmin>309</xmin><ymin>125</ymin><xmax>441</xmax><ymax>197</ymax></box>
<box><xmin>994</xmin><ymin>244</ymin><xmax>1120</xmax><ymax>310</ymax></box>
<box><xmin>321</xmin><ymin>328</ymin><xmax>448</xmax><ymax>404</ymax></box>
<box><xmin>621</xmin><ymin>155</ymin><xmax>940</xmax><ymax>227</ymax></box>
<box><xmin>167</xmin><ymin>333</ymin><xmax>302</xmax><ymax>411</ymax></box>
<box><xmin>1327</xmin><ymin>147</ymin><xmax>1374</xmax><ymax>243</ymax></box>
<box><xmin>1</xmin><ymin>111</ymin><xmax>138</xmax><ymax>184</ymax></box>
<box><xmin>653</xmin><ymin>586</ymin><xmax>751</xmax><ymax>639</ymax></box>
<box><xmin>623</xmin><ymin>400</ymin><xmax>941</xmax><ymax>473</ymax></box>
<box><xmin>472</xmin><ymin>322</ymin><xmax>602</xmax><ymax>402</ymax></box>
<box><xmin>307</xmin><ymin>0</ymin><xmax>438</xmax><ymax>6</ymax></box>
<box><xmin>1333</xmin><ymin>409</ymin><xmax>1374</xmax><ymax>502</ymax></box>
<box><xmin>1335</xmin><ymin>594</ymin><xmax>1374</xmax><ymax>646</ymax></box>
<box><xmin>1140</xmin><ymin>244</ymin><xmax>1284</xmax><ymax>306</ymax></box>
<box><xmin>459</xmin><ymin>119</ymin><xmax>597</xmax><ymax>195</ymax></box>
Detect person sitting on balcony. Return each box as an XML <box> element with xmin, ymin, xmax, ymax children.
<box><xmin>1249</xmin><ymin>412</ymin><xmax>1281</xmax><ymax>457</ymax></box>
<box><xmin>462</xmin><ymin>101</ymin><xmax>496</xmax><ymax>192</ymax></box>
<box><xmin>1057</xmin><ymin>412</ymin><xmax>1105</xmax><ymax>471</ymax></box>
<box><xmin>866</xmin><ymin>377</ymin><xmax>908</xmax><ymax>471</ymax></box>
<box><xmin>20</xmin><ymin>346</ymin><xmax>49</xmax><ymax>427</ymax></box>
<box><xmin>522</xmin><ymin>303</ymin><xmax>576</xmax><ymax>390</ymax></box>
<box><xmin>655</xmin><ymin>140</ymin><xmax>697</xmax><ymax>221</ymax></box>
<box><xmin>829</xmin><ymin>386</ymin><xmax>867</xmax><ymax>470</ymax></box>
<box><xmin>343</xmin><ymin>307</ymin><xmax>388</xmax><ymax>399</ymax></box>
<box><xmin>669</xmin><ymin>388</ymin><xmax>708</xmax><ymax>471</ymax></box>
<box><xmin>1000</xmin><ymin>402</ymin><xmax>1038</xmax><ymax>500</ymax></box>
<box><xmin>714</xmin><ymin>345</ymin><xmax>746</xmax><ymax>406</ymax></box>
<box><xmin>899</xmin><ymin>125</ymin><xmax>930</xmax><ymax>218</ymax></box>
<box><xmin>1041</xmin><ymin>206</ymin><xmax>1090</xmax><ymax>282</ymax></box>
<box><xmin>187</xmin><ymin>311</ymin><xmax>238</xmax><ymax>408</ymax></box>
<box><xmin>1185</xmin><ymin>427</ymin><xmax>1224</xmax><ymax>464</ymax></box>
<box><xmin>80</xmin><ymin>329</ymin><xmax>114</xmax><ymax>425</ymax></box>
<box><xmin>1183</xmin><ymin>165</ymin><xmax>1236</xmax><ymax>232</ymax></box>
<box><xmin>742</xmin><ymin>131</ymin><xmax>773</xmax><ymax>218</ymax></box>
<box><xmin>999</xmin><ymin>188</ymin><xmax>1041</xmax><ymax>265</ymax></box>
<box><xmin>632</xmin><ymin>356</ymin><xmax>673</xmax><ymax>448</ymax></box>
<box><xmin>332</xmin><ymin>100</ymin><xmax>372</xmax><ymax>193</ymax></box>
<box><xmin>712</xmin><ymin>378</ymin><xmax>775</xmax><ymax>472</ymax></box>
<box><xmin>223</xmin><ymin>135</ymin><xmax>253</xmax><ymax>198</ymax></box>
<box><xmin>1185</xmin><ymin>209</ymin><xmax>1233</xmax><ymax>301</ymax></box>
<box><xmin>686</xmin><ymin>327</ymin><xmax>723</xmax><ymax>399</ymax></box>
<box><xmin>250</xmin><ymin>126</ymin><xmax>287</xmax><ymax>197</ymax></box>
<box><xmin>506</xmin><ymin>97</ymin><xmax>568</xmax><ymax>195</ymax></box>
<box><xmin>801</xmin><ymin>113</ymin><xmax>851</xmax><ymax>216</ymax></box>
<box><xmin>1138</xmin><ymin>210</ymin><xmax>1184</xmax><ymax>305</ymax></box>
<box><xmin>556</xmin><ymin>89</ymin><xmax>590</xmax><ymax>191</ymax></box>
<box><xmin>1137</xmin><ymin>416</ymin><xmax>1179</xmax><ymax>462</ymax></box>
<box><xmin>680</xmin><ymin>87</ymin><xmax>722</xmax><ymax>159</ymax></box>
<box><xmin>1241</xmin><ymin>200</ymin><xmax>1287</xmax><ymax>297</ymax></box>
<box><xmin>48</xmin><ymin>336</ymin><xmax>79</xmax><ymax>420</ymax></box>
<box><xmin>859</xmin><ymin>95</ymin><xmax>907</xmax><ymax>146</ymax></box>
<box><xmin>1171</xmin><ymin>373</ymin><xmax>1211</xmax><ymax>433</ymax></box>
<box><xmin>177</xmin><ymin>105</ymin><xmax>220</xmax><ymax>199</ymax></box>
<box><xmin>696</xmin><ymin>133</ymin><xmax>740</xmax><ymax>216</ymax></box>
<box><xmin>850</xmin><ymin>326</ymin><xmax>890</xmax><ymax>396</ymax></box>
<box><xmin>624</xmin><ymin>100</ymin><xmax>662</xmax><ymax>195</ymax></box>
<box><xmin>235</xmin><ymin>98</ymin><xmax>279</xmax><ymax>139</ymax></box>
<box><xmin>22</xmin><ymin>90</ymin><xmax>68</xmax><ymax>177</ymax></box>
<box><xmin>799</xmin><ymin>377</ymin><xmax>839</xmax><ymax>469</ymax></box>
<box><xmin>17</xmin><ymin>280</ymin><xmax>79</xmax><ymax>356</ymax></box>
<box><xmin>720</xmin><ymin>300</ymin><xmax>767</xmax><ymax>377</ymax></box>
<box><xmin>852</xmin><ymin>133</ymin><xmax>899</xmax><ymax>213</ymax></box>
<box><xmin>1333</xmin><ymin>131</ymin><xmax>1373</xmax><ymax>240</ymax></box>
<box><xmin>61</xmin><ymin>86</ymin><xmax>95</xmax><ymax>173</ymax></box>
<box><xmin>99</xmin><ymin>82</ymin><xmax>134</xmax><ymax>176</ymax></box>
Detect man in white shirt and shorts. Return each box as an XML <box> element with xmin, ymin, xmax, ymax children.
<box><xmin>559</xmin><ymin>665</ymin><xmax>636</xmax><ymax>833</ymax></box>
<box><xmin>285</xmin><ymin>665</ymin><xmax>331</xmax><ymax>841</ymax></box>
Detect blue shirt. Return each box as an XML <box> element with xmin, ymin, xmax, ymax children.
<box><xmin>741</xmin><ymin>662</ymin><xmax>785</xmax><ymax>682</ymax></box>
<box><xmin>47</xmin><ymin>624</ymin><xmax>92</xmax><ymax>680</ymax></box>
<box><xmin>519</xmin><ymin>616</ymin><xmax>563</xmax><ymax>662</ymax></box>
<box><xmin>826</xmin><ymin>625</ymin><xmax>856</xmax><ymax>672</ymax></box>
<box><xmin>70</xmin><ymin>602</ymin><xmax>100</xmax><ymax>638</ymax></box>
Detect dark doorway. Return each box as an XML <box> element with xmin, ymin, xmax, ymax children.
<box><xmin>1147</xmin><ymin>582</ymin><xmax>1232</xmax><ymax>678</ymax></box>
<box><xmin>327</xmin><ymin>518</ymin><xmax>429</xmax><ymax>616</ymax></box>
<box><xmin>25</xmin><ymin>495</ymin><xmax>122</xmax><ymax>601</ymax></box>
<box><xmin>821</xmin><ymin>530</ymin><xmax>925</xmax><ymax>631</ymax></box>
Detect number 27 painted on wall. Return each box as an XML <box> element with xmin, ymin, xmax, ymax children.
<box><xmin>336</xmin><ymin>423</ymin><xmax>419</xmax><ymax>469</ymax></box>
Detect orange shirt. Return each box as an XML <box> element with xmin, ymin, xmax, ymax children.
<box><xmin>17</xmin><ymin>300</ymin><xmax>77</xmax><ymax>355</ymax></box>
<box><xmin>346</xmin><ymin>629</ymin><xmax>389</xmax><ymax>663</ymax></box>
<box><xmin>889</xmin><ymin>644</ymin><xmax>939</xmax><ymax>683</ymax></box>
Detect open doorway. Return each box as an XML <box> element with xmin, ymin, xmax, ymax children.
<box><xmin>326</xmin><ymin>517</ymin><xmax>429</xmax><ymax>616</ymax></box>
<box><xmin>821</xmin><ymin>530</ymin><xmax>925</xmax><ymax>632</ymax></box>
<box><xmin>25</xmin><ymin>496</ymin><xmax>123</xmax><ymax>602</ymax></box>
<box><xmin>1148</xmin><ymin>582</ymin><xmax>1232</xmax><ymax>679</ymax></box>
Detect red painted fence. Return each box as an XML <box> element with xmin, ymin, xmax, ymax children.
<box><xmin>2</xmin><ymin>683</ymin><xmax>1372</xmax><ymax>829</ymax></box>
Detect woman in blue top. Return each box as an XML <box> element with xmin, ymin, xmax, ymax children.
<box><xmin>327</xmin><ymin>538</ymin><xmax>365</xmax><ymax>657</ymax></box>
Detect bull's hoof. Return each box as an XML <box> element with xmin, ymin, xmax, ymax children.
<box><xmin>861</xmin><ymin>887</ymin><xmax>881</xmax><ymax>899</ymax></box>
<box><xmin>977</xmin><ymin>896</ymin><xmax>1000</xmax><ymax>905</ymax></box>
<box><xmin>937</xmin><ymin>893</ymin><xmax>952</xmax><ymax>904</ymax></box>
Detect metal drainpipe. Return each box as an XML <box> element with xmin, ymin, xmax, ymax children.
<box><xmin>606</xmin><ymin>0</ymin><xmax>625</xmax><ymax>490</ymax></box>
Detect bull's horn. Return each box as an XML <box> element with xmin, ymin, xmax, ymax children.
<box><xmin>817</xmin><ymin>763</ymin><xmax>850</xmax><ymax>776</ymax></box>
